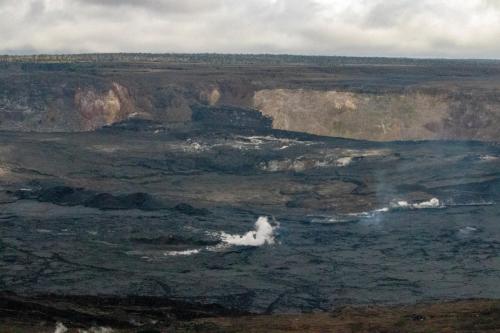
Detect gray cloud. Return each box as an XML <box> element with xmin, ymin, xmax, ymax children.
<box><xmin>74</xmin><ymin>0</ymin><xmax>223</xmax><ymax>14</ymax></box>
<box><xmin>1</xmin><ymin>0</ymin><xmax>500</xmax><ymax>58</ymax></box>
<box><xmin>363</xmin><ymin>0</ymin><xmax>426</xmax><ymax>28</ymax></box>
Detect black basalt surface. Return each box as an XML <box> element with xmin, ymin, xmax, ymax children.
<box><xmin>1</xmin><ymin>106</ymin><xmax>500</xmax><ymax>314</ymax></box>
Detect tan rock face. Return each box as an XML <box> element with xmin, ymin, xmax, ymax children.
<box><xmin>0</xmin><ymin>166</ymin><xmax>9</xmax><ymax>177</ymax></box>
<box><xmin>75</xmin><ymin>83</ymin><xmax>135</xmax><ymax>131</ymax></box>
<box><xmin>199</xmin><ymin>87</ymin><xmax>221</xmax><ymax>106</ymax></box>
<box><xmin>253</xmin><ymin>89</ymin><xmax>451</xmax><ymax>141</ymax></box>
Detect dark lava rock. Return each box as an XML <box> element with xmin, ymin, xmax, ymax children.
<box><xmin>192</xmin><ymin>105</ymin><xmax>273</xmax><ymax>130</ymax></box>
<box><xmin>410</xmin><ymin>313</ymin><xmax>426</xmax><ymax>321</ymax></box>
<box><xmin>84</xmin><ymin>192</ymin><xmax>161</xmax><ymax>210</ymax></box>
<box><xmin>0</xmin><ymin>292</ymin><xmax>245</xmax><ymax>328</ymax></box>
<box><xmin>37</xmin><ymin>186</ymin><xmax>90</xmax><ymax>205</ymax></box>
<box><xmin>173</xmin><ymin>203</ymin><xmax>210</xmax><ymax>216</ymax></box>
<box><xmin>14</xmin><ymin>185</ymin><xmax>163</xmax><ymax>211</ymax></box>
<box><xmin>16</xmin><ymin>186</ymin><xmax>93</xmax><ymax>205</ymax></box>
<box><xmin>131</xmin><ymin>235</ymin><xmax>218</xmax><ymax>246</ymax></box>
<box><xmin>103</xmin><ymin>118</ymin><xmax>165</xmax><ymax>132</ymax></box>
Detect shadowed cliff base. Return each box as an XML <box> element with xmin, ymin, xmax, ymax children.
<box><xmin>2</xmin><ymin>293</ymin><xmax>500</xmax><ymax>333</ymax></box>
<box><xmin>2</xmin><ymin>54</ymin><xmax>500</xmax><ymax>141</ymax></box>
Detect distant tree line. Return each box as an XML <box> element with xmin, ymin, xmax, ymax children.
<box><xmin>0</xmin><ymin>53</ymin><xmax>499</xmax><ymax>67</ymax></box>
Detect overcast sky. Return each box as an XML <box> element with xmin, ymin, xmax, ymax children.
<box><xmin>1</xmin><ymin>0</ymin><xmax>500</xmax><ymax>58</ymax></box>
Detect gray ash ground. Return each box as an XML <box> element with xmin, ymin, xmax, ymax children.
<box><xmin>1</xmin><ymin>107</ymin><xmax>500</xmax><ymax>314</ymax></box>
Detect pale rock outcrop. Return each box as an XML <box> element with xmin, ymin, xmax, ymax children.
<box><xmin>75</xmin><ymin>83</ymin><xmax>136</xmax><ymax>131</ymax></box>
<box><xmin>254</xmin><ymin>89</ymin><xmax>451</xmax><ymax>141</ymax></box>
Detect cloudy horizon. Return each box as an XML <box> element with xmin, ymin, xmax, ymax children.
<box><xmin>2</xmin><ymin>0</ymin><xmax>500</xmax><ymax>59</ymax></box>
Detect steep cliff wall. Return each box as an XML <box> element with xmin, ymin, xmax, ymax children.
<box><xmin>0</xmin><ymin>73</ymin><xmax>213</xmax><ymax>132</ymax></box>
<box><xmin>2</xmin><ymin>60</ymin><xmax>500</xmax><ymax>141</ymax></box>
<box><xmin>253</xmin><ymin>89</ymin><xmax>500</xmax><ymax>141</ymax></box>
<box><xmin>74</xmin><ymin>83</ymin><xmax>136</xmax><ymax>131</ymax></box>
